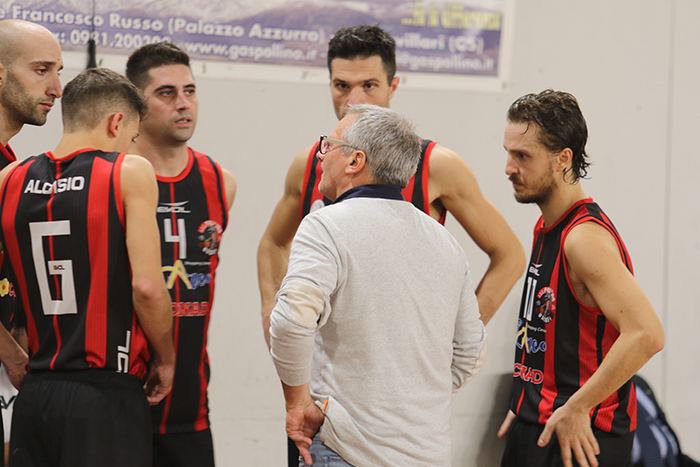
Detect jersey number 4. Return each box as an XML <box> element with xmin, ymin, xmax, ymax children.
<box><xmin>163</xmin><ymin>218</ymin><xmax>187</xmax><ymax>260</ymax></box>
<box><xmin>29</xmin><ymin>220</ymin><xmax>77</xmax><ymax>315</ymax></box>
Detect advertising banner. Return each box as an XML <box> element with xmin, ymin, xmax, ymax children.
<box><xmin>2</xmin><ymin>0</ymin><xmax>513</xmax><ymax>89</ymax></box>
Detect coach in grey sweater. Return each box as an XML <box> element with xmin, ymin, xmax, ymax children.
<box><xmin>270</xmin><ymin>104</ymin><xmax>487</xmax><ymax>467</ymax></box>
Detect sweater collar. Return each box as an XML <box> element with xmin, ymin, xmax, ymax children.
<box><xmin>334</xmin><ymin>184</ymin><xmax>404</xmax><ymax>204</ymax></box>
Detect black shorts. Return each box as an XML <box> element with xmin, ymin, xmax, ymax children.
<box><xmin>9</xmin><ymin>370</ymin><xmax>151</xmax><ymax>467</ymax></box>
<box><xmin>153</xmin><ymin>428</ymin><xmax>214</xmax><ymax>467</ymax></box>
<box><xmin>501</xmin><ymin>417</ymin><xmax>634</xmax><ymax>467</ymax></box>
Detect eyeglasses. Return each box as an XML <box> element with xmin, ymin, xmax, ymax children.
<box><xmin>319</xmin><ymin>135</ymin><xmax>359</xmax><ymax>155</ymax></box>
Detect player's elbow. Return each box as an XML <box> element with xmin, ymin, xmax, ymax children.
<box><xmin>638</xmin><ymin>325</ymin><xmax>665</xmax><ymax>360</ymax></box>
<box><xmin>511</xmin><ymin>245</ymin><xmax>527</xmax><ymax>275</ymax></box>
<box><xmin>493</xmin><ymin>239</ymin><xmax>527</xmax><ymax>279</ymax></box>
<box><xmin>648</xmin><ymin>326</ymin><xmax>665</xmax><ymax>356</ymax></box>
<box><xmin>132</xmin><ymin>278</ymin><xmax>169</xmax><ymax>308</ymax></box>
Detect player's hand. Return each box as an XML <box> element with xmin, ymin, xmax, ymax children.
<box><xmin>497</xmin><ymin>410</ymin><xmax>516</xmax><ymax>439</ymax></box>
<box><xmin>286</xmin><ymin>398</ymin><xmax>325</xmax><ymax>465</ymax></box>
<box><xmin>144</xmin><ymin>355</ymin><xmax>175</xmax><ymax>405</ymax></box>
<box><xmin>538</xmin><ymin>403</ymin><xmax>600</xmax><ymax>467</ymax></box>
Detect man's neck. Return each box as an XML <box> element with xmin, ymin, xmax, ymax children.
<box><xmin>0</xmin><ymin>113</ymin><xmax>22</xmax><ymax>147</ymax></box>
<box><xmin>538</xmin><ymin>182</ymin><xmax>588</xmax><ymax>228</ymax></box>
<box><xmin>52</xmin><ymin>132</ymin><xmax>111</xmax><ymax>159</ymax></box>
<box><xmin>131</xmin><ymin>137</ymin><xmax>189</xmax><ymax>178</ymax></box>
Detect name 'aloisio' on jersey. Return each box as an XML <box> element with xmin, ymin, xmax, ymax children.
<box><xmin>0</xmin><ymin>149</ymin><xmax>149</xmax><ymax>377</ymax></box>
<box><xmin>151</xmin><ymin>149</ymin><xmax>228</xmax><ymax>434</ymax></box>
<box><xmin>301</xmin><ymin>139</ymin><xmax>446</xmax><ymax>224</ymax></box>
<box><xmin>511</xmin><ymin>199</ymin><xmax>636</xmax><ymax>435</ymax></box>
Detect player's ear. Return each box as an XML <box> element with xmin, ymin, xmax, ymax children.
<box><xmin>388</xmin><ymin>76</ymin><xmax>400</xmax><ymax>100</ymax></box>
<box><xmin>106</xmin><ymin>112</ymin><xmax>125</xmax><ymax>138</ymax></box>
<box><xmin>555</xmin><ymin>148</ymin><xmax>573</xmax><ymax>173</ymax></box>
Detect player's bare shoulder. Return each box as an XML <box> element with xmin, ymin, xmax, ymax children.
<box><xmin>220</xmin><ymin>167</ymin><xmax>237</xmax><ymax>210</ymax></box>
<box><xmin>427</xmin><ymin>143</ymin><xmax>482</xmax><ymax>202</ymax></box>
<box><xmin>120</xmin><ymin>154</ymin><xmax>158</xmax><ymax>200</ymax></box>
<box><xmin>563</xmin><ymin>220</ymin><xmax>625</xmax><ymax>307</ymax></box>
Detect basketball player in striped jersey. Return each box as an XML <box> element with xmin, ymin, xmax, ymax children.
<box><xmin>127</xmin><ymin>42</ymin><xmax>236</xmax><ymax>467</ymax></box>
<box><xmin>0</xmin><ymin>19</ymin><xmax>63</xmax><ymax>385</ymax></box>
<box><xmin>498</xmin><ymin>90</ymin><xmax>664</xmax><ymax>467</ymax></box>
<box><xmin>0</xmin><ymin>68</ymin><xmax>174</xmax><ymax>466</ymax></box>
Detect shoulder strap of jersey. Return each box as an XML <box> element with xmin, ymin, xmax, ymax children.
<box><xmin>113</xmin><ymin>153</ymin><xmax>126</xmax><ymax>227</ymax></box>
<box><xmin>402</xmin><ymin>140</ymin><xmax>445</xmax><ymax>224</ymax></box>
<box><xmin>0</xmin><ymin>144</ymin><xmax>17</xmax><ymax>169</ymax></box>
<box><xmin>191</xmin><ymin>148</ymin><xmax>229</xmax><ymax>231</ymax></box>
<box><xmin>562</xmin><ymin>202</ymin><xmax>633</xmax><ymax>273</ymax></box>
<box><xmin>300</xmin><ymin>142</ymin><xmax>321</xmax><ymax>218</ymax></box>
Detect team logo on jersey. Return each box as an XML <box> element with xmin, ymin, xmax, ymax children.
<box><xmin>516</xmin><ymin>319</ymin><xmax>547</xmax><ymax>354</ymax></box>
<box><xmin>535</xmin><ymin>287</ymin><xmax>555</xmax><ymax>323</ymax></box>
<box><xmin>198</xmin><ymin>220</ymin><xmax>222</xmax><ymax>255</ymax></box>
<box><xmin>310</xmin><ymin>199</ymin><xmax>326</xmax><ymax>213</ymax></box>
<box><xmin>172</xmin><ymin>301</ymin><xmax>210</xmax><ymax>317</ymax></box>
<box><xmin>0</xmin><ymin>279</ymin><xmax>14</xmax><ymax>298</ymax></box>
<box><xmin>162</xmin><ymin>260</ymin><xmax>212</xmax><ymax>290</ymax></box>
<box><xmin>513</xmin><ymin>363</ymin><xmax>544</xmax><ymax>384</ymax></box>
<box><xmin>157</xmin><ymin>201</ymin><xmax>191</xmax><ymax>214</ymax></box>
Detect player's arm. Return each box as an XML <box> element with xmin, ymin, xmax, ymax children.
<box><xmin>0</xmin><ymin>325</ymin><xmax>27</xmax><ymax>390</ymax></box>
<box><xmin>221</xmin><ymin>167</ymin><xmax>237</xmax><ymax>211</ymax></box>
<box><xmin>538</xmin><ymin>222</ymin><xmax>664</xmax><ymax>467</ymax></box>
<box><xmin>429</xmin><ymin>145</ymin><xmax>526</xmax><ymax>323</ymax></box>
<box><xmin>0</xmin><ymin>161</ymin><xmax>29</xmax><ymax>389</ymax></box>
<box><xmin>257</xmin><ymin>147</ymin><xmax>309</xmax><ymax>348</ymax></box>
<box><xmin>121</xmin><ymin>154</ymin><xmax>175</xmax><ymax>405</ymax></box>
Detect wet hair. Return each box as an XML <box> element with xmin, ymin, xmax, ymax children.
<box><xmin>327</xmin><ymin>25</ymin><xmax>396</xmax><ymax>84</ymax></box>
<box><xmin>126</xmin><ymin>42</ymin><xmax>190</xmax><ymax>90</ymax></box>
<box><xmin>507</xmin><ymin>89</ymin><xmax>590</xmax><ymax>182</ymax></box>
<box><xmin>61</xmin><ymin>68</ymin><xmax>146</xmax><ymax>132</ymax></box>
<box><xmin>342</xmin><ymin>104</ymin><xmax>420</xmax><ymax>187</ymax></box>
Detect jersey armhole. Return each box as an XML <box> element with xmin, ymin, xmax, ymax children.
<box><xmin>561</xmin><ymin>218</ymin><xmax>625</xmax><ymax>315</ymax></box>
<box><xmin>300</xmin><ymin>143</ymin><xmax>319</xmax><ymax>219</ymax></box>
<box><xmin>114</xmin><ymin>153</ymin><xmax>126</xmax><ymax>228</ymax></box>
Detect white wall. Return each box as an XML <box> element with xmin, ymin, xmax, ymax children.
<box><xmin>9</xmin><ymin>0</ymin><xmax>699</xmax><ymax>463</ymax></box>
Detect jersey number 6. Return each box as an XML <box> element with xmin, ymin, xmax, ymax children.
<box><xmin>29</xmin><ymin>220</ymin><xmax>78</xmax><ymax>316</ymax></box>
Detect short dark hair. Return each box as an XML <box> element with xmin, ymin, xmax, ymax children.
<box><xmin>327</xmin><ymin>25</ymin><xmax>396</xmax><ymax>84</ymax></box>
<box><xmin>507</xmin><ymin>89</ymin><xmax>590</xmax><ymax>182</ymax></box>
<box><xmin>126</xmin><ymin>42</ymin><xmax>190</xmax><ymax>90</ymax></box>
<box><xmin>61</xmin><ymin>68</ymin><xmax>147</xmax><ymax>133</ymax></box>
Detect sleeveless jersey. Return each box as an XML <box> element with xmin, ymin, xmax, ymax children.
<box><xmin>0</xmin><ymin>144</ymin><xmax>17</xmax><ymax>331</ymax></box>
<box><xmin>510</xmin><ymin>198</ymin><xmax>636</xmax><ymax>435</ymax></box>
<box><xmin>301</xmin><ymin>139</ymin><xmax>446</xmax><ymax>224</ymax></box>
<box><xmin>0</xmin><ymin>149</ymin><xmax>149</xmax><ymax>377</ymax></box>
<box><xmin>150</xmin><ymin>148</ymin><xmax>228</xmax><ymax>434</ymax></box>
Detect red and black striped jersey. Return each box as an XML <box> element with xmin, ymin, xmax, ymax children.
<box><xmin>0</xmin><ymin>149</ymin><xmax>149</xmax><ymax>377</ymax></box>
<box><xmin>301</xmin><ymin>139</ymin><xmax>446</xmax><ymax>224</ymax></box>
<box><xmin>511</xmin><ymin>198</ymin><xmax>636</xmax><ymax>435</ymax></box>
<box><xmin>0</xmin><ymin>144</ymin><xmax>16</xmax><ymax>166</ymax></box>
<box><xmin>0</xmin><ymin>144</ymin><xmax>18</xmax><ymax>331</ymax></box>
<box><xmin>150</xmin><ymin>148</ymin><xmax>228</xmax><ymax>434</ymax></box>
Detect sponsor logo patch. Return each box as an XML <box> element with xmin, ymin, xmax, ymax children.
<box><xmin>535</xmin><ymin>287</ymin><xmax>556</xmax><ymax>323</ymax></box>
<box><xmin>198</xmin><ymin>220</ymin><xmax>222</xmax><ymax>255</ymax></box>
